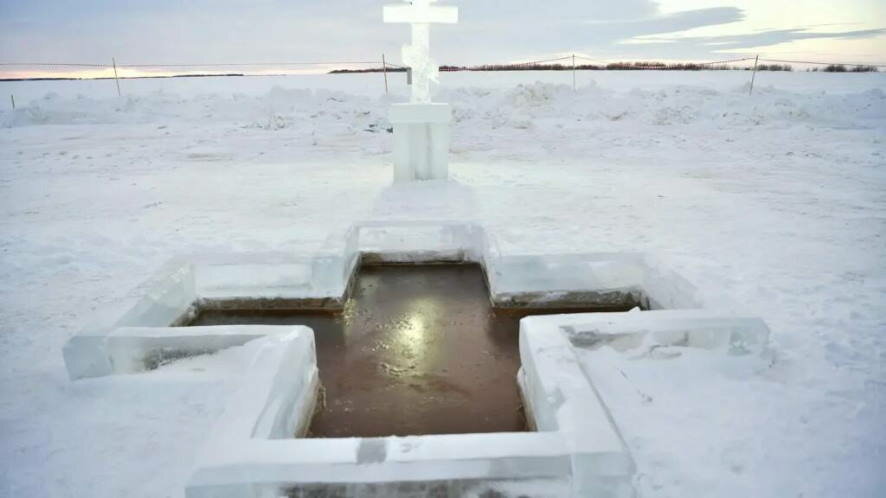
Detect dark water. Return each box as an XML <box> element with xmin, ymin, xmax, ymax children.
<box><xmin>190</xmin><ymin>264</ymin><xmax>623</xmax><ymax>438</ymax></box>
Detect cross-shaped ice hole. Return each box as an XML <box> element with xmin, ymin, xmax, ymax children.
<box><xmin>187</xmin><ymin>263</ymin><xmax>639</xmax><ymax>437</ymax></box>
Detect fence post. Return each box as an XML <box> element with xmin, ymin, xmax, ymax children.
<box><xmin>112</xmin><ymin>57</ymin><xmax>122</xmax><ymax>97</ymax></box>
<box><xmin>748</xmin><ymin>54</ymin><xmax>759</xmax><ymax>96</ymax></box>
<box><xmin>572</xmin><ymin>53</ymin><xmax>576</xmax><ymax>91</ymax></box>
<box><xmin>10</xmin><ymin>94</ymin><xmax>14</xmax><ymax>110</ymax></box>
<box><xmin>382</xmin><ymin>53</ymin><xmax>389</xmax><ymax>95</ymax></box>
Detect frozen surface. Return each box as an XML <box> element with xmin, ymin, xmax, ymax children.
<box><xmin>1</xmin><ymin>71</ymin><xmax>885</xmax><ymax>497</ymax></box>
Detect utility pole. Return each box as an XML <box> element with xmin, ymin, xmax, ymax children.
<box><xmin>749</xmin><ymin>54</ymin><xmax>759</xmax><ymax>96</ymax></box>
<box><xmin>112</xmin><ymin>57</ymin><xmax>122</xmax><ymax>97</ymax></box>
<box><xmin>572</xmin><ymin>53</ymin><xmax>576</xmax><ymax>91</ymax></box>
<box><xmin>382</xmin><ymin>53</ymin><xmax>389</xmax><ymax>95</ymax></box>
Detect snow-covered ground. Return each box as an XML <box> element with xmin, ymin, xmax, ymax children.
<box><xmin>1</xmin><ymin>71</ymin><xmax>884</xmax><ymax>497</ymax></box>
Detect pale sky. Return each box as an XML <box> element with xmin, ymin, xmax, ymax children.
<box><xmin>1</xmin><ymin>0</ymin><xmax>884</xmax><ymax>78</ymax></box>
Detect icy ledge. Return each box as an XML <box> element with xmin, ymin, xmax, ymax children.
<box><xmin>62</xmin><ymin>221</ymin><xmax>700</xmax><ymax>380</ymax></box>
<box><xmin>181</xmin><ymin>309</ymin><xmax>767</xmax><ymax>497</ymax></box>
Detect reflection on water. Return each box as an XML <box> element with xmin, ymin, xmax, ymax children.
<box><xmin>190</xmin><ymin>264</ymin><xmax>626</xmax><ymax>437</ymax></box>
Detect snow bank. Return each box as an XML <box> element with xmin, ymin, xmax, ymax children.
<box><xmin>4</xmin><ymin>78</ymin><xmax>884</xmax><ymax>133</ymax></box>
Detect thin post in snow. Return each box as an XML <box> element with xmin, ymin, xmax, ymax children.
<box><xmin>749</xmin><ymin>54</ymin><xmax>759</xmax><ymax>96</ymax></box>
<box><xmin>382</xmin><ymin>53</ymin><xmax>389</xmax><ymax>95</ymax></box>
<box><xmin>10</xmin><ymin>94</ymin><xmax>14</xmax><ymax>110</ymax></box>
<box><xmin>572</xmin><ymin>53</ymin><xmax>576</xmax><ymax>91</ymax></box>
<box><xmin>112</xmin><ymin>57</ymin><xmax>121</xmax><ymax>97</ymax></box>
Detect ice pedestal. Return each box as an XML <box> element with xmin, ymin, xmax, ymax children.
<box><xmin>383</xmin><ymin>0</ymin><xmax>457</xmax><ymax>183</ymax></box>
<box><xmin>389</xmin><ymin>103</ymin><xmax>451</xmax><ymax>182</ymax></box>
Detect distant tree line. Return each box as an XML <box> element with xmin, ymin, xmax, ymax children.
<box><xmin>447</xmin><ymin>62</ymin><xmax>798</xmax><ymax>71</ymax></box>
<box><xmin>808</xmin><ymin>64</ymin><xmax>879</xmax><ymax>72</ymax></box>
<box><xmin>756</xmin><ymin>64</ymin><xmax>792</xmax><ymax>72</ymax></box>
<box><xmin>331</xmin><ymin>61</ymin><xmax>884</xmax><ymax>74</ymax></box>
<box><xmin>331</xmin><ymin>61</ymin><xmax>857</xmax><ymax>73</ymax></box>
<box><xmin>330</xmin><ymin>67</ymin><xmax>406</xmax><ymax>74</ymax></box>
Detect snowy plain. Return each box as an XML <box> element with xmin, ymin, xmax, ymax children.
<box><xmin>1</xmin><ymin>70</ymin><xmax>885</xmax><ymax>497</ymax></box>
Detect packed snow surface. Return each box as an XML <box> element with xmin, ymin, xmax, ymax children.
<box><xmin>1</xmin><ymin>71</ymin><xmax>884</xmax><ymax>497</ymax></box>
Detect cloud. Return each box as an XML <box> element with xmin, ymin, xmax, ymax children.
<box><xmin>585</xmin><ymin>7</ymin><xmax>744</xmax><ymax>28</ymax></box>
<box><xmin>0</xmin><ymin>0</ymin><xmax>742</xmax><ymax>64</ymax></box>
<box><xmin>462</xmin><ymin>0</ymin><xmax>658</xmax><ymax>22</ymax></box>
<box><xmin>436</xmin><ymin>4</ymin><xmax>744</xmax><ymax>60</ymax></box>
<box><xmin>613</xmin><ymin>27</ymin><xmax>886</xmax><ymax>60</ymax></box>
<box><xmin>650</xmin><ymin>27</ymin><xmax>886</xmax><ymax>48</ymax></box>
<box><xmin>0</xmin><ymin>0</ymin><xmax>883</xmax><ymax>71</ymax></box>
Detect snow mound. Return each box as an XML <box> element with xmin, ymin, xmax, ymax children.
<box><xmin>3</xmin><ymin>80</ymin><xmax>883</xmax><ymax>133</ymax></box>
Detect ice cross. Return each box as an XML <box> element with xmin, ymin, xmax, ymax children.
<box><xmin>384</xmin><ymin>0</ymin><xmax>458</xmax><ymax>104</ymax></box>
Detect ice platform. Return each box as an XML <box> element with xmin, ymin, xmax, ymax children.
<box><xmin>389</xmin><ymin>103</ymin><xmax>452</xmax><ymax>182</ymax></box>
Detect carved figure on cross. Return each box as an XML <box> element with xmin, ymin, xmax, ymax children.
<box><xmin>384</xmin><ymin>0</ymin><xmax>458</xmax><ymax>104</ymax></box>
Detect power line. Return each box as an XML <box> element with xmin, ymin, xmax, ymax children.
<box><xmin>698</xmin><ymin>57</ymin><xmax>755</xmax><ymax>65</ymax></box>
<box><xmin>436</xmin><ymin>56</ymin><xmax>572</xmax><ymax>68</ymax></box>
<box><xmin>118</xmin><ymin>61</ymin><xmax>379</xmax><ymax>68</ymax></box>
<box><xmin>502</xmin><ymin>56</ymin><xmax>572</xmax><ymax>66</ymax></box>
<box><xmin>0</xmin><ymin>62</ymin><xmax>110</xmax><ymax>68</ymax></box>
<box><xmin>0</xmin><ymin>60</ymin><xmax>383</xmax><ymax>69</ymax></box>
<box><xmin>573</xmin><ymin>55</ymin><xmax>604</xmax><ymax>64</ymax></box>
<box><xmin>573</xmin><ymin>55</ymin><xmax>754</xmax><ymax>66</ymax></box>
<box><xmin>516</xmin><ymin>56</ymin><xmax>573</xmax><ymax>65</ymax></box>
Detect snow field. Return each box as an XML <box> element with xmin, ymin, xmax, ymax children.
<box><xmin>0</xmin><ymin>71</ymin><xmax>884</xmax><ymax>497</ymax></box>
